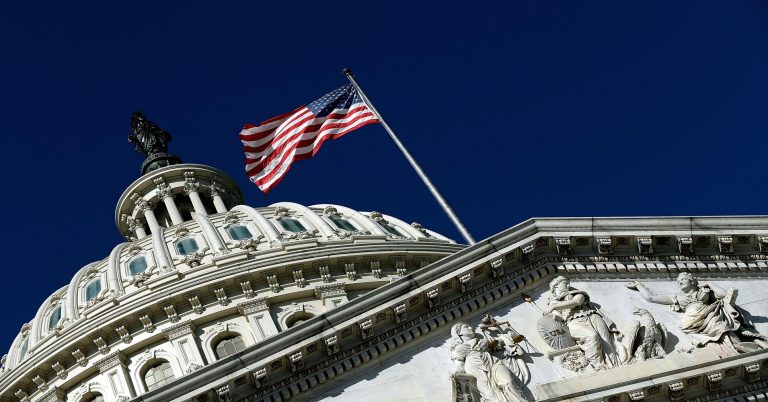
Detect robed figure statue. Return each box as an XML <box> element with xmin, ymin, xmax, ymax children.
<box><xmin>128</xmin><ymin>111</ymin><xmax>172</xmax><ymax>156</ymax></box>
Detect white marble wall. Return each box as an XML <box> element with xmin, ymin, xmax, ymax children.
<box><xmin>313</xmin><ymin>276</ymin><xmax>768</xmax><ymax>401</ymax></box>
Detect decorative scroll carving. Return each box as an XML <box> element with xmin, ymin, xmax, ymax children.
<box><xmin>189</xmin><ymin>295</ymin><xmax>204</xmax><ymax>314</ymax></box>
<box><xmin>555</xmin><ymin>238</ymin><xmax>571</xmax><ymax>256</ymax></box>
<box><xmin>292</xmin><ymin>269</ymin><xmax>307</xmax><ymax>288</ymax></box>
<box><xmin>627</xmin><ymin>273</ymin><xmax>768</xmax><ymax>353</ymax></box>
<box><xmin>164</xmin><ymin>305</ymin><xmax>180</xmax><ymax>322</ymax></box>
<box><xmin>370</xmin><ymin>260</ymin><xmax>382</xmax><ymax>279</ymax></box>
<box><xmin>449</xmin><ymin>321</ymin><xmax>529</xmax><ymax>401</ymax></box>
<box><xmin>344</xmin><ymin>262</ymin><xmax>358</xmax><ymax>280</ymax></box>
<box><xmin>411</xmin><ymin>222</ymin><xmax>430</xmax><ymax>236</ymax></box>
<box><xmin>240</xmin><ymin>281</ymin><xmax>255</xmax><ymax>298</ymax></box>
<box><xmin>266</xmin><ymin>275</ymin><xmax>281</xmax><ymax>293</ymax></box>
<box><xmin>139</xmin><ymin>315</ymin><xmax>156</xmax><ymax>333</ymax></box>
<box><xmin>72</xmin><ymin>349</ymin><xmax>88</xmax><ymax>367</ymax></box>
<box><xmin>318</xmin><ymin>265</ymin><xmax>332</xmax><ymax>282</ymax></box>
<box><xmin>214</xmin><ymin>288</ymin><xmax>230</xmax><ymax>306</ymax></box>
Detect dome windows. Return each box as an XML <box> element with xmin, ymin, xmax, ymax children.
<box><xmin>128</xmin><ymin>255</ymin><xmax>148</xmax><ymax>275</ymax></box>
<box><xmin>48</xmin><ymin>306</ymin><xmax>62</xmax><ymax>332</ymax></box>
<box><xmin>175</xmin><ymin>238</ymin><xmax>200</xmax><ymax>255</ymax></box>
<box><xmin>144</xmin><ymin>361</ymin><xmax>175</xmax><ymax>391</ymax></box>
<box><xmin>226</xmin><ymin>225</ymin><xmax>252</xmax><ymax>241</ymax></box>
<box><xmin>85</xmin><ymin>279</ymin><xmax>102</xmax><ymax>301</ymax></box>
<box><xmin>17</xmin><ymin>338</ymin><xmax>28</xmax><ymax>363</ymax></box>
<box><xmin>214</xmin><ymin>335</ymin><xmax>246</xmax><ymax>359</ymax></box>
<box><xmin>330</xmin><ymin>216</ymin><xmax>357</xmax><ymax>232</ymax></box>
<box><xmin>278</xmin><ymin>217</ymin><xmax>306</xmax><ymax>233</ymax></box>
<box><xmin>378</xmin><ymin>222</ymin><xmax>404</xmax><ymax>238</ymax></box>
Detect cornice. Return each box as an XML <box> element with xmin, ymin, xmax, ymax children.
<box><xmin>132</xmin><ymin>216</ymin><xmax>768</xmax><ymax>401</ymax></box>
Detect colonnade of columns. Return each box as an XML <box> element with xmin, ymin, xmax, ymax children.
<box><xmin>126</xmin><ymin>173</ymin><xmax>230</xmax><ymax>240</ymax></box>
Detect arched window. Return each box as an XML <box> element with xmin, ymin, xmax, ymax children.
<box><xmin>48</xmin><ymin>306</ymin><xmax>62</xmax><ymax>331</ymax></box>
<box><xmin>278</xmin><ymin>217</ymin><xmax>306</xmax><ymax>233</ymax></box>
<box><xmin>227</xmin><ymin>225</ymin><xmax>252</xmax><ymax>240</ymax></box>
<box><xmin>286</xmin><ymin>312</ymin><xmax>315</xmax><ymax>328</ymax></box>
<box><xmin>214</xmin><ymin>335</ymin><xmax>246</xmax><ymax>359</ymax></box>
<box><xmin>144</xmin><ymin>361</ymin><xmax>175</xmax><ymax>391</ymax></box>
<box><xmin>129</xmin><ymin>256</ymin><xmax>148</xmax><ymax>275</ymax></box>
<box><xmin>379</xmin><ymin>222</ymin><xmax>404</xmax><ymax>237</ymax></box>
<box><xmin>85</xmin><ymin>394</ymin><xmax>105</xmax><ymax>402</ymax></box>
<box><xmin>17</xmin><ymin>338</ymin><xmax>28</xmax><ymax>363</ymax></box>
<box><xmin>330</xmin><ymin>216</ymin><xmax>357</xmax><ymax>231</ymax></box>
<box><xmin>175</xmin><ymin>238</ymin><xmax>199</xmax><ymax>255</ymax></box>
<box><xmin>85</xmin><ymin>279</ymin><xmax>102</xmax><ymax>301</ymax></box>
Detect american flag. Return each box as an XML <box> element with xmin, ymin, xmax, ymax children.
<box><xmin>240</xmin><ymin>84</ymin><xmax>379</xmax><ymax>193</ymax></box>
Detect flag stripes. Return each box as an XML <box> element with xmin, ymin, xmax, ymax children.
<box><xmin>240</xmin><ymin>84</ymin><xmax>378</xmax><ymax>193</ymax></box>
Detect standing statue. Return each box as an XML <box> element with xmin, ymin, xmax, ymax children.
<box><xmin>450</xmin><ymin>322</ymin><xmax>529</xmax><ymax>402</ymax></box>
<box><xmin>626</xmin><ymin>273</ymin><xmax>768</xmax><ymax>353</ymax></box>
<box><xmin>128</xmin><ymin>111</ymin><xmax>173</xmax><ymax>156</ymax></box>
<box><xmin>543</xmin><ymin>276</ymin><xmax>627</xmax><ymax>370</ymax></box>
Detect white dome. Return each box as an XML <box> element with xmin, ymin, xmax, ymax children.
<box><xmin>0</xmin><ymin>162</ymin><xmax>461</xmax><ymax>401</ymax></box>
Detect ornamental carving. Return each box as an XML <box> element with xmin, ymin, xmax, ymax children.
<box><xmin>449</xmin><ymin>319</ymin><xmax>530</xmax><ymax>402</ymax></box>
<box><xmin>535</xmin><ymin>276</ymin><xmax>670</xmax><ymax>373</ymax></box>
<box><xmin>627</xmin><ymin>273</ymin><xmax>768</xmax><ymax>353</ymax></box>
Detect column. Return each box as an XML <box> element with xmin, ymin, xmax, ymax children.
<box><xmin>132</xmin><ymin>194</ymin><xmax>159</xmax><ymax>233</ymax></box>
<box><xmin>155</xmin><ymin>180</ymin><xmax>183</xmax><ymax>225</ymax></box>
<box><xmin>126</xmin><ymin>216</ymin><xmax>147</xmax><ymax>239</ymax></box>
<box><xmin>237</xmin><ymin>297</ymin><xmax>279</xmax><ymax>342</ymax></box>
<box><xmin>163</xmin><ymin>321</ymin><xmax>207</xmax><ymax>371</ymax></box>
<box><xmin>157</xmin><ymin>186</ymin><xmax>184</xmax><ymax>225</ymax></box>
<box><xmin>209</xmin><ymin>181</ymin><xmax>228</xmax><ymax>213</ymax></box>
<box><xmin>183</xmin><ymin>172</ymin><xmax>207</xmax><ymax>216</ymax></box>
<box><xmin>96</xmin><ymin>351</ymin><xmax>136</xmax><ymax>400</ymax></box>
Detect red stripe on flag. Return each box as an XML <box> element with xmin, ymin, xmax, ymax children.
<box><xmin>240</xmin><ymin>84</ymin><xmax>379</xmax><ymax>193</ymax></box>
<box><xmin>248</xmin><ymin>111</ymin><xmax>378</xmax><ymax>189</ymax></box>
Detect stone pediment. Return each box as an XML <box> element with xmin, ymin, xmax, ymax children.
<box><xmin>137</xmin><ymin>216</ymin><xmax>768</xmax><ymax>402</ymax></box>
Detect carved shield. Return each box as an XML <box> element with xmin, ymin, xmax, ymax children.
<box><xmin>537</xmin><ymin>315</ymin><xmax>576</xmax><ymax>349</ymax></box>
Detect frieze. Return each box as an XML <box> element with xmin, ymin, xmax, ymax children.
<box><xmin>95</xmin><ymin>351</ymin><xmax>125</xmax><ymax>373</ymax></box>
<box><xmin>237</xmin><ymin>297</ymin><xmax>269</xmax><ymax>315</ymax></box>
<box><xmin>244</xmin><ymin>264</ymin><xmax>552</xmax><ymax>400</ymax></box>
<box><xmin>163</xmin><ymin>320</ymin><xmax>195</xmax><ymax>340</ymax></box>
<box><xmin>682</xmin><ymin>378</ymin><xmax>768</xmax><ymax>402</ymax></box>
<box><xmin>314</xmin><ymin>283</ymin><xmax>346</xmax><ymax>300</ymax></box>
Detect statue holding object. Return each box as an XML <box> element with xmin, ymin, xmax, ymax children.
<box><xmin>626</xmin><ymin>273</ymin><xmax>768</xmax><ymax>353</ymax></box>
<box><xmin>450</xmin><ymin>320</ymin><xmax>530</xmax><ymax>402</ymax></box>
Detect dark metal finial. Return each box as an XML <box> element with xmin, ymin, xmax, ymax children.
<box><xmin>342</xmin><ymin>67</ymin><xmax>354</xmax><ymax>77</ymax></box>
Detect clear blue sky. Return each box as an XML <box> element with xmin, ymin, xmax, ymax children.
<box><xmin>1</xmin><ymin>1</ymin><xmax>767</xmax><ymax>350</ymax></box>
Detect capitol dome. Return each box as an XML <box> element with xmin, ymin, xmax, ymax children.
<box><xmin>0</xmin><ymin>118</ymin><xmax>462</xmax><ymax>402</ymax></box>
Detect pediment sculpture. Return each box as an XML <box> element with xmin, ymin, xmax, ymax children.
<box><xmin>626</xmin><ymin>272</ymin><xmax>768</xmax><ymax>353</ymax></box>
<box><xmin>449</xmin><ymin>319</ymin><xmax>530</xmax><ymax>402</ymax></box>
<box><xmin>533</xmin><ymin>276</ymin><xmax>669</xmax><ymax>373</ymax></box>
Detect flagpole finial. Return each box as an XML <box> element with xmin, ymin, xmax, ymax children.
<box><xmin>342</xmin><ymin>67</ymin><xmax>354</xmax><ymax>77</ymax></box>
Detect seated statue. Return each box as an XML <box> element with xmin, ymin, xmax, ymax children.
<box><xmin>627</xmin><ymin>273</ymin><xmax>768</xmax><ymax>352</ymax></box>
<box><xmin>450</xmin><ymin>322</ymin><xmax>529</xmax><ymax>402</ymax></box>
<box><xmin>543</xmin><ymin>276</ymin><xmax>627</xmax><ymax>370</ymax></box>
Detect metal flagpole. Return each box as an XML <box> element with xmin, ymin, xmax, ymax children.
<box><xmin>342</xmin><ymin>68</ymin><xmax>476</xmax><ymax>245</ymax></box>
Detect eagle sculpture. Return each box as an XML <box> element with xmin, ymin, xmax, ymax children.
<box><xmin>626</xmin><ymin>308</ymin><xmax>667</xmax><ymax>363</ymax></box>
